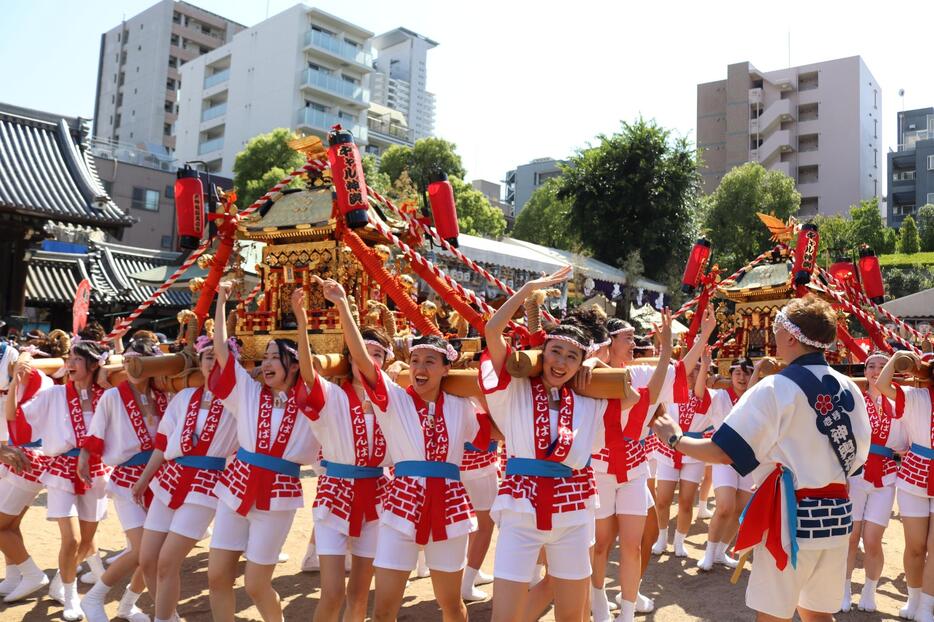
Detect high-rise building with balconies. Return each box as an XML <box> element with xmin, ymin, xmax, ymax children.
<box><xmin>887</xmin><ymin>107</ymin><xmax>934</xmax><ymax>228</ymax></box>
<box><xmin>697</xmin><ymin>56</ymin><xmax>881</xmax><ymax>217</ymax></box>
<box><xmin>370</xmin><ymin>28</ymin><xmax>437</xmax><ymax>143</ymax></box>
<box><xmin>93</xmin><ymin>0</ymin><xmax>245</xmax><ymax>157</ymax></box>
<box><xmin>174</xmin><ymin>5</ymin><xmax>373</xmax><ymax>177</ymax></box>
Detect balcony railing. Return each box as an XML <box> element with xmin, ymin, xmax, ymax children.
<box><xmin>297</xmin><ymin>108</ymin><xmax>366</xmax><ymax>141</ymax></box>
<box><xmin>367</xmin><ymin>118</ymin><xmax>415</xmax><ymax>143</ymax></box>
<box><xmin>198</xmin><ymin>136</ymin><xmax>224</xmax><ymax>155</ymax></box>
<box><xmin>893</xmin><ymin>170</ymin><xmax>916</xmax><ymax>182</ymax></box>
<box><xmin>304</xmin><ymin>30</ymin><xmax>372</xmax><ymax>66</ymax></box>
<box><xmin>203</xmin><ymin>68</ymin><xmax>229</xmax><ymax>89</ymax></box>
<box><xmin>201</xmin><ymin>102</ymin><xmax>227</xmax><ymax>122</ymax></box>
<box><xmin>302</xmin><ymin>68</ymin><xmax>368</xmax><ymax>103</ymax></box>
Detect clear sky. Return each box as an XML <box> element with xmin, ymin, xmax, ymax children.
<box><xmin>2</xmin><ymin>0</ymin><xmax>932</xmax><ymax>190</ymax></box>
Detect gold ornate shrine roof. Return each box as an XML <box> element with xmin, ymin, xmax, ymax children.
<box><xmin>718</xmin><ymin>261</ymin><xmax>792</xmax><ymax>302</ymax></box>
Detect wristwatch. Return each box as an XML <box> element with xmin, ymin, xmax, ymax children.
<box><xmin>666</xmin><ymin>433</ymin><xmax>682</xmax><ymax>449</ymax></box>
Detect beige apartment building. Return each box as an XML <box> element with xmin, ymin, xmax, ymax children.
<box><xmin>697</xmin><ymin>56</ymin><xmax>881</xmax><ymax>217</ymax></box>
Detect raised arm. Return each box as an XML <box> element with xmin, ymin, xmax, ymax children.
<box><xmin>5</xmin><ymin>354</ymin><xmax>35</xmax><ymax>421</ymax></box>
<box><xmin>484</xmin><ymin>266</ymin><xmax>572</xmax><ymax>375</ymax></box>
<box><xmin>213</xmin><ymin>282</ymin><xmax>233</xmax><ymax>368</ymax></box>
<box><xmin>694</xmin><ymin>346</ymin><xmax>711</xmax><ymax>400</ymax></box>
<box><xmin>291</xmin><ymin>288</ymin><xmax>318</xmax><ymax>388</ymax></box>
<box><xmin>680</xmin><ymin>305</ymin><xmax>716</xmax><ymax>371</ymax></box>
<box><xmin>877</xmin><ymin>351</ymin><xmax>912</xmax><ymax>401</ymax></box>
<box><xmin>647</xmin><ymin>309</ymin><xmax>675</xmax><ymax>403</ymax></box>
<box><xmin>312</xmin><ymin>275</ymin><xmax>377</xmax><ymax>386</ymax></box>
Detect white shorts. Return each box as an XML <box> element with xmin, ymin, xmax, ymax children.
<box><xmin>595</xmin><ymin>473</ymin><xmax>652</xmax><ymax>519</ymax></box>
<box><xmin>0</xmin><ymin>479</ymin><xmax>40</xmax><ymax>516</ymax></box>
<box><xmin>463</xmin><ymin>472</ymin><xmax>498</xmax><ymax>512</ymax></box>
<box><xmin>712</xmin><ymin>464</ymin><xmax>754</xmax><ymax>493</ymax></box>
<box><xmin>143</xmin><ymin>496</ymin><xmax>215</xmax><ymax>541</ymax></box>
<box><xmin>655</xmin><ymin>461</ymin><xmax>705</xmax><ymax>484</ymax></box>
<box><xmin>493</xmin><ymin>510</ymin><xmax>592</xmax><ymax>582</ymax></box>
<box><xmin>647</xmin><ymin>458</ymin><xmax>657</xmax><ymax>480</ymax></box>
<box><xmin>315</xmin><ymin>520</ymin><xmax>379</xmax><ymax>559</ymax></box>
<box><xmin>850</xmin><ymin>482</ymin><xmax>895</xmax><ymax>527</ymax></box>
<box><xmin>374</xmin><ymin>524</ymin><xmax>468</xmax><ymax>573</ymax></box>
<box><xmin>746</xmin><ymin>543</ymin><xmax>847</xmax><ymax>618</ymax></box>
<box><xmin>112</xmin><ymin>494</ymin><xmax>147</xmax><ymax>531</ymax></box>
<box><xmin>47</xmin><ymin>488</ymin><xmax>109</xmax><ymax>522</ymax></box>
<box><xmin>210</xmin><ymin>502</ymin><xmax>296</xmax><ymax>565</ymax></box>
<box><xmin>897</xmin><ymin>488</ymin><xmax>934</xmax><ymax>518</ymax></box>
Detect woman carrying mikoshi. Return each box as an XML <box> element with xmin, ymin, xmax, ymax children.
<box><xmin>205</xmin><ymin>281</ymin><xmax>320</xmax><ymax>622</ymax></box>
<box><xmin>80</xmin><ymin>331</ymin><xmax>168</xmax><ymax>622</ymax></box>
<box><xmin>839</xmin><ymin>350</ymin><xmax>905</xmax><ymax>613</ymax></box>
<box><xmin>481</xmin><ymin>266</ymin><xmax>641</xmax><ymax>622</ymax></box>
<box><xmin>876</xmin><ymin>350</ymin><xmax>934</xmax><ymax>621</ymax></box>
<box><xmin>315</xmin><ymin>275</ymin><xmax>491</xmax><ymax>622</ymax></box>
<box><xmin>132</xmin><ymin>335</ymin><xmax>240</xmax><ymax>622</ymax></box>
<box><xmin>10</xmin><ymin>339</ymin><xmax>110</xmax><ymax>620</ymax></box>
<box><xmin>291</xmin><ymin>286</ymin><xmax>393</xmax><ymax>622</ymax></box>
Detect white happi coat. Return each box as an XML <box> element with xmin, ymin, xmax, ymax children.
<box><xmin>894</xmin><ymin>386</ymin><xmax>934</xmax><ymax>498</ymax></box>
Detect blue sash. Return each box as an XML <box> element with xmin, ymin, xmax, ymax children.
<box><xmin>325</xmin><ymin>461</ymin><xmax>384</xmax><ymax>479</ymax></box>
<box><xmin>175</xmin><ymin>455</ymin><xmax>226</xmax><ymax>470</ymax></box>
<box><xmin>910</xmin><ymin>443</ymin><xmax>934</xmax><ymax>460</ymax></box>
<box><xmin>120</xmin><ymin>451</ymin><xmax>153</xmax><ymax>467</ymax></box>
<box><xmin>236</xmin><ymin>448</ymin><xmax>301</xmax><ymax>477</ymax></box>
<box><xmin>394</xmin><ymin>460</ymin><xmax>460</xmax><ymax>481</ymax></box>
<box><xmin>869</xmin><ymin>444</ymin><xmax>895</xmax><ymax>459</ymax></box>
<box><xmin>61</xmin><ymin>448</ymin><xmax>81</xmax><ymax>458</ymax></box>
<box><xmin>778</xmin><ymin>353</ymin><xmax>858</xmax><ymax>475</ymax></box>
<box><xmin>464</xmin><ymin>441</ymin><xmax>498</xmax><ymax>453</ymax></box>
<box><xmin>15</xmin><ymin>440</ymin><xmax>41</xmax><ymax>449</ymax></box>
<box><xmin>505</xmin><ymin>457</ymin><xmax>573</xmax><ymax>478</ymax></box>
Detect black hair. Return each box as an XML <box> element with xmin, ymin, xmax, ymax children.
<box><xmin>71</xmin><ymin>340</ymin><xmax>106</xmax><ymax>370</ymax></box>
<box><xmin>410</xmin><ymin>334</ymin><xmax>454</xmax><ymax>366</ymax></box>
<box><xmin>80</xmin><ymin>322</ymin><xmax>106</xmax><ymax>343</ymax></box>
<box><xmin>270</xmin><ymin>338</ymin><xmax>300</xmax><ymax>371</ymax></box>
<box><xmin>730</xmin><ymin>357</ymin><xmax>754</xmax><ymax>372</ymax></box>
<box><xmin>564</xmin><ymin>307</ymin><xmax>608</xmax><ymax>345</ymax></box>
<box><xmin>345</xmin><ymin>327</ymin><xmax>391</xmax><ymax>366</ymax></box>
<box><xmin>127</xmin><ymin>330</ymin><xmax>161</xmax><ymax>356</ymax></box>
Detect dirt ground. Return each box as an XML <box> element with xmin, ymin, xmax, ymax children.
<box><xmin>0</xmin><ymin>472</ymin><xmax>910</xmax><ymax>621</ymax></box>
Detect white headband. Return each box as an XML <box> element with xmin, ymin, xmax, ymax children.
<box><xmin>864</xmin><ymin>351</ymin><xmax>889</xmax><ymax>364</ymax></box>
<box><xmin>773</xmin><ymin>310</ymin><xmax>835</xmax><ymax>350</ymax></box>
<box><xmin>545</xmin><ymin>333</ymin><xmax>591</xmax><ymax>352</ymax></box>
<box><xmin>609</xmin><ymin>327</ymin><xmax>635</xmax><ymax>336</ymax></box>
<box><xmin>589</xmin><ymin>338</ymin><xmax>611</xmax><ymax>353</ymax></box>
<box><xmin>410</xmin><ymin>342</ymin><xmax>458</xmax><ymax>363</ymax></box>
<box><xmin>364</xmin><ymin>339</ymin><xmax>394</xmax><ymax>362</ymax></box>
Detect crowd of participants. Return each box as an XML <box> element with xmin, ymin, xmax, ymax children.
<box><xmin>0</xmin><ymin>269</ymin><xmax>928</xmax><ymax>622</ymax></box>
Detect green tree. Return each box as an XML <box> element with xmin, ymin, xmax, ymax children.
<box><xmin>811</xmin><ymin>214</ymin><xmax>853</xmax><ymax>265</ymax></box>
<box><xmin>232</xmin><ymin>128</ymin><xmax>305</xmax><ymax>209</ymax></box>
<box><xmin>900</xmin><ymin>215</ymin><xmax>921</xmax><ymax>254</ymax></box>
<box><xmin>378</xmin><ymin>138</ymin><xmax>466</xmax><ymax>187</ymax></box>
<box><xmin>450</xmin><ymin>177</ymin><xmax>506</xmax><ymax>238</ymax></box>
<box><xmin>512</xmin><ymin>178</ymin><xmax>578</xmax><ymax>250</ymax></box>
<box><xmin>559</xmin><ymin>118</ymin><xmax>701</xmax><ymax>283</ymax></box>
<box><xmin>882</xmin><ymin>227</ymin><xmax>899</xmax><ymax>255</ymax></box>
<box><xmin>917</xmin><ymin>204</ymin><xmax>934</xmax><ymax>252</ymax></box>
<box><xmin>701</xmin><ymin>162</ymin><xmax>799</xmax><ymax>273</ymax></box>
<box><xmin>883</xmin><ymin>265</ymin><xmax>934</xmax><ymax>299</ymax></box>
<box><xmin>849</xmin><ymin>199</ymin><xmax>890</xmax><ymax>254</ymax></box>
<box><xmin>362</xmin><ymin>154</ymin><xmax>392</xmax><ymax>198</ymax></box>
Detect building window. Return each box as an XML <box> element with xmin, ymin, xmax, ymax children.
<box><xmin>927</xmin><ymin>192</ymin><xmax>934</xmax><ymax>205</ymax></box>
<box><xmin>164</xmin><ymin>123</ymin><xmax>172</xmax><ymax>136</ymax></box>
<box><xmin>168</xmin><ymin>56</ymin><xmax>177</xmax><ymax>68</ymax></box>
<box><xmin>161</xmin><ymin>235</ymin><xmax>173</xmax><ymax>249</ymax></box>
<box><xmin>167</xmin><ymin>78</ymin><xmax>176</xmax><ymax>90</ymax></box>
<box><xmin>873</xmin><ymin>89</ymin><xmax>878</xmax><ymax>109</ymax></box>
<box><xmin>131</xmin><ymin>187</ymin><xmax>160</xmax><ymax>211</ymax></box>
<box><xmin>799</xmin><ymin>134</ymin><xmax>819</xmax><ymax>152</ymax></box>
<box><xmin>874</xmin><ymin>119</ymin><xmax>878</xmax><ymax>139</ymax></box>
<box><xmin>799</xmin><ymin>72</ymin><xmax>819</xmax><ymax>91</ymax></box>
<box><xmin>874</xmin><ymin>148</ymin><xmax>878</xmax><ymax>168</ymax></box>
<box><xmin>165</xmin><ymin>184</ymin><xmax>174</xmax><ymax>198</ymax></box>
<box><xmin>798</xmin><ymin>165</ymin><xmax>819</xmax><ymax>184</ymax></box>
<box><xmin>928</xmin><ymin>154</ymin><xmax>934</xmax><ymax>170</ymax></box>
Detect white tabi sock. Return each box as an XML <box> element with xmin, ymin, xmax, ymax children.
<box><xmin>841</xmin><ymin>579</ymin><xmax>852</xmax><ymax>612</ymax></box>
<box><xmin>652</xmin><ymin>527</ymin><xmax>668</xmax><ymax>554</ymax></box>
<box><xmin>591</xmin><ymin>585</ymin><xmax>612</xmax><ymax>622</ymax></box>
<box><xmin>118</xmin><ymin>587</ymin><xmax>141</xmax><ymax>610</ymax></box>
<box><xmin>698</xmin><ymin>540</ymin><xmax>717</xmax><ymax>570</ymax></box>
<box><xmin>918</xmin><ymin>593</ymin><xmax>934</xmax><ymax>622</ymax></box>
<box><xmin>86</xmin><ymin>552</ymin><xmax>106</xmax><ymax>579</ymax></box>
<box><xmin>615</xmin><ymin>599</ymin><xmax>636</xmax><ymax>622</ymax></box>
<box><xmin>83</xmin><ymin>579</ymin><xmax>111</xmax><ymax>603</ymax></box>
<box><xmin>859</xmin><ymin>578</ymin><xmax>878</xmax><ymax>611</ymax></box>
<box><xmin>17</xmin><ymin>557</ymin><xmax>43</xmax><ymax>579</ymax></box>
<box><xmin>903</xmin><ymin>587</ymin><xmax>923</xmax><ymax>619</ymax></box>
<box><xmin>0</xmin><ymin>564</ymin><xmax>20</xmax><ymax>594</ymax></box>
<box><xmin>673</xmin><ymin>531</ymin><xmax>688</xmax><ymax>556</ymax></box>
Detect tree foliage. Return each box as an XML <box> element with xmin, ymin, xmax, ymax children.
<box><xmin>233</xmin><ymin>128</ymin><xmax>305</xmax><ymax>210</ymax></box>
<box><xmin>700</xmin><ymin>162</ymin><xmax>800</xmax><ymax>273</ymax></box>
<box><xmin>558</xmin><ymin>118</ymin><xmax>701</xmax><ymax>283</ymax></box>
<box><xmin>450</xmin><ymin>177</ymin><xmax>506</xmax><ymax>239</ymax></box>
<box><xmin>378</xmin><ymin>138</ymin><xmax>466</xmax><ymax>186</ymax></box>
<box><xmin>900</xmin><ymin>215</ymin><xmax>921</xmax><ymax>254</ymax></box>
<box><xmin>512</xmin><ymin>178</ymin><xmax>578</xmax><ymax>250</ymax></box>
<box><xmin>850</xmin><ymin>199</ymin><xmax>893</xmax><ymax>254</ymax></box>
<box><xmin>811</xmin><ymin>215</ymin><xmax>852</xmax><ymax>264</ymax></box>
<box><xmin>883</xmin><ymin>265</ymin><xmax>934</xmax><ymax>299</ymax></box>
<box><xmin>917</xmin><ymin>204</ymin><xmax>934</xmax><ymax>252</ymax></box>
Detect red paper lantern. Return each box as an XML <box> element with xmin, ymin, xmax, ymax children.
<box><xmin>174</xmin><ymin>165</ymin><xmax>204</xmax><ymax>250</ymax></box>
<box><xmin>829</xmin><ymin>258</ymin><xmax>857</xmax><ymax>289</ymax></box>
<box><xmin>427</xmin><ymin>170</ymin><xmax>460</xmax><ymax>247</ymax></box>
<box><xmin>681</xmin><ymin>238</ymin><xmax>711</xmax><ymax>294</ymax></box>
<box><xmin>792</xmin><ymin>223</ymin><xmax>820</xmax><ymax>287</ymax></box>
<box><xmin>327</xmin><ymin>125</ymin><xmax>369</xmax><ymax>229</ymax></box>
<box><xmin>858</xmin><ymin>246</ymin><xmax>885</xmax><ymax>304</ymax></box>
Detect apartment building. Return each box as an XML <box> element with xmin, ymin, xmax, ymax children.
<box><xmin>504</xmin><ymin>158</ymin><xmax>565</xmax><ymax>215</ymax></box>
<box><xmin>370</xmin><ymin>28</ymin><xmax>437</xmax><ymax>141</ymax></box>
<box><xmin>174</xmin><ymin>4</ymin><xmax>373</xmax><ymax>177</ymax></box>
<box><xmin>93</xmin><ymin>0</ymin><xmax>244</xmax><ymax>155</ymax></box>
<box><xmin>887</xmin><ymin>107</ymin><xmax>934</xmax><ymax>228</ymax></box>
<box><xmin>697</xmin><ymin>56</ymin><xmax>881</xmax><ymax>217</ymax></box>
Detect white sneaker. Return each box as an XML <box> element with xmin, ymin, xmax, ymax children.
<box><xmin>461</xmin><ymin>585</ymin><xmax>488</xmax><ymax>602</ymax></box>
<box><xmin>474</xmin><ymin>569</ymin><xmax>494</xmax><ymax>586</ymax></box>
<box><xmin>49</xmin><ymin>570</ymin><xmax>65</xmax><ymax>605</ymax></box>
<box><xmin>3</xmin><ymin>571</ymin><xmax>49</xmax><ymax>603</ymax></box>
<box><xmin>635</xmin><ymin>592</ymin><xmax>655</xmax><ymax>613</ymax></box>
<box><xmin>0</xmin><ymin>568</ymin><xmax>22</xmax><ymax>596</ymax></box>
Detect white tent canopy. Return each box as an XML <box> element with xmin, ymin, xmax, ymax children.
<box><xmin>440</xmin><ymin>233</ymin><xmax>566</xmax><ymax>275</ymax></box>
